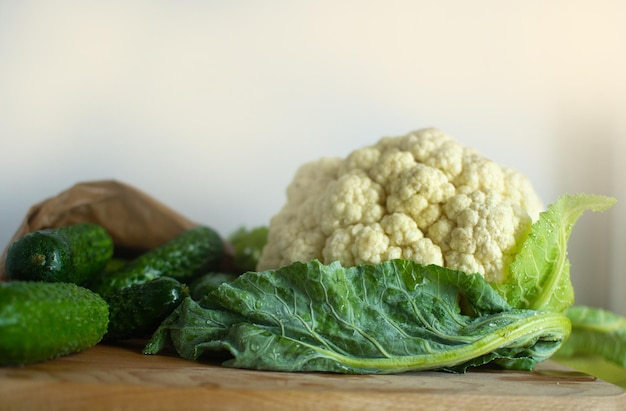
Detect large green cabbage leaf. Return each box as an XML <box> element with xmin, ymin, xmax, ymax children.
<box><xmin>144</xmin><ymin>260</ymin><xmax>569</xmax><ymax>373</ymax></box>
<box><xmin>144</xmin><ymin>193</ymin><xmax>616</xmax><ymax>374</ymax></box>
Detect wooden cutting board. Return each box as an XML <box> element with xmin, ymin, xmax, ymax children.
<box><xmin>1</xmin><ymin>341</ymin><xmax>624</xmax><ymax>411</ymax></box>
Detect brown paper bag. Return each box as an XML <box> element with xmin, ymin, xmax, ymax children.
<box><xmin>1</xmin><ymin>179</ymin><xmax>230</xmax><ymax>281</ymax></box>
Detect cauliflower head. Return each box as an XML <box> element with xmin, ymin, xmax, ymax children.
<box><xmin>258</xmin><ymin>128</ymin><xmax>543</xmax><ymax>282</ymax></box>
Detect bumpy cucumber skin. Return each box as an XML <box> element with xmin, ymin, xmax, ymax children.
<box><xmin>89</xmin><ymin>225</ymin><xmax>223</xmax><ymax>296</ymax></box>
<box><xmin>104</xmin><ymin>276</ymin><xmax>189</xmax><ymax>340</ymax></box>
<box><xmin>5</xmin><ymin>223</ymin><xmax>114</xmax><ymax>284</ymax></box>
<box><xmin>189</xmin><ymin>272</ymin><xmax>238</xmax><ymax>301</ymax></box>
<box><xmin>0</xmin><ymin>281</ymin><xmax>109</xmax><ymax>366</ymax></box>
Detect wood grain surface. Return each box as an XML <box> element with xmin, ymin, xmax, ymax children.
<box><xmin>1</xmin><ymin>341</ymin><xmax>625</xmax><ymax>411</ymax></box>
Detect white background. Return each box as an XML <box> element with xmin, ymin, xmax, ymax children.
<box><xmin>1</xmin><ymin>1</ymin><xmax>624</xmax><ymax>314</ymax></box>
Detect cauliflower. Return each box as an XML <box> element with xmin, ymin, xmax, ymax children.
<box><xmin>258</xmin><ymin>128</ymin><xmax>543</xmax><ymax>282</ymax></box>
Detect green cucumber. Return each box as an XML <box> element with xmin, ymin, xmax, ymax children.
<box><xmin>189</xmin><ymin>272</ymin><xmax>238</xmax><ymax>301</ymax></box>
<box><xmin>5</xmin><ymin>223</ymin><xmax>114</xmax><ymax>284</ymax></box>
<box><xmin>0</xmin><ymin>281</ymin><xmax>109</xmax><ymax>366</ymax></box>
<box><xmin>104</xmin><ymin>276</ymin><xmax>189</xmax><ymax>341</ymax></box>
<box><xmin>88</xmin><ymin>225</ymin><xmax>224</xmax><ymax>296</ymax></box>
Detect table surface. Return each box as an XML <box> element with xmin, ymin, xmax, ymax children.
<box><xmin>1</xmin><ymin>341</ymin><xmax>625</xmax><ymax>411</ymax></box>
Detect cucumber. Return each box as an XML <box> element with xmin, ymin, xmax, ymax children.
<box><xmin>88</xmin><ymin>225</ymin><xmax>224</xmax><ymax>296</ymax></box>
<box><xmin>4</xmin><ymin>223</ymin><xmax>114</xmax><ymax>284</ymax></box>
<box><xmin>0</xmin><ymin>281</ymin><xmax>109</xmax><ymax>366</ymax></box>
<box><xmin>189</xmin><ymin>272</ymin><xmax>238</xmax><ymax>301</ymax></box>
<box><xmin>104</xmin><ymin>276</ymin><xmax>189</xmax><ymax>341</ymax></box>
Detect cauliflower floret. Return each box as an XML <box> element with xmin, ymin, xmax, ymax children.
<box><xmin>386</xmin><ymin>164</ymin><xmax>455</xmax><ymax>230</ymax></box>
<box><xmin>428</xmin><ymin>190</ymin><xmax>533</xmax><ymax>282</ymax></box>
<box><xmin>257</xmin><ymin>128</ymin><xmax>543</xmax><ymax>283</ymax></box>
<box><xmin>318</xmin><ymin>171</ymin><xmax>385</xmax><ymax>234</ymax></box>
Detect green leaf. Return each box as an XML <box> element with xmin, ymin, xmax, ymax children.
<box><xmin>555</xmin><ymin>305</ymin><xmax>626</xmax><ymax>368</ymax></box>
<box><xmin>493</xmin><ymin>194</ymin><xmax>616</xmax><ymax>312</ymax></box>
<box><xmin>145</xmin><ymin>259</ymin><xmax>570</xmax><ymax>374</ymax></box>
<box><xmin>228</xmin><ymin>226</ymin><xmax>268</xmax><ymax>272</ymax></box>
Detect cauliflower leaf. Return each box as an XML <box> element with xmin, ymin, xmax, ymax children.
<box><xmin>493</xmin><ymin>194</ymin><xmax>616</xmax><ymax>312</ymax></box>
<box><xmin>228</xmin><ymin>226</ymin><xmax>269</xmax><ymax>273</ymax></box>
<box><xmin>555</xmin><ymin>305</ymin><xmax>626</xmax><ymax>368</ymax></box>
<box><xmin>145</xmin><ymin>260</ymin><xmax>570</xmax><ymax>374</ymax></box>
<box><xmin>143</xmin><ymin>194</ymin><xmax>615</xmax><ymax>374</ymax></box>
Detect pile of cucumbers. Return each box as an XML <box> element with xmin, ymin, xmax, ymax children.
<box><xmin>0</xmin><ymin>223</ymin><xmax>232</xmax><ymax>366</ymax></box>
